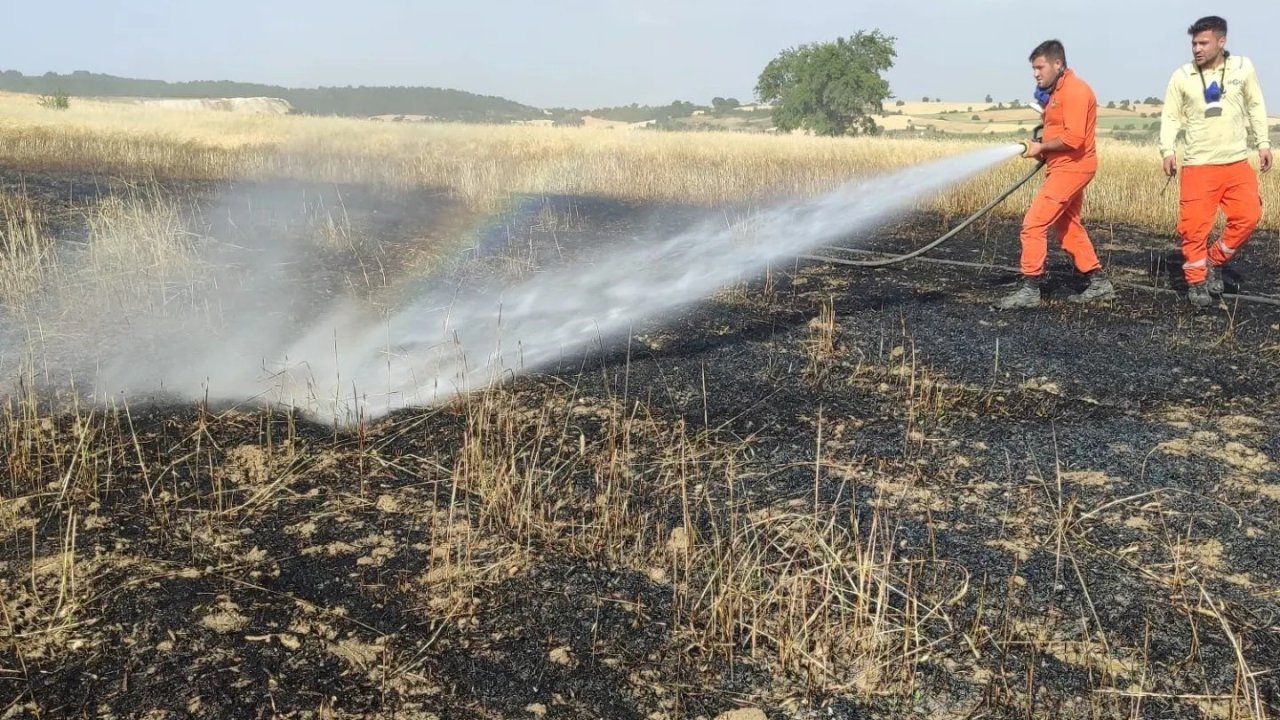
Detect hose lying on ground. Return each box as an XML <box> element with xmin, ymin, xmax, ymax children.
<box><xmin>830</xmin><ymin>127</ymin><xmax>1046</xmax><ymax>268</ymax></box>
<box><xmin>798</xmin><ymin>245</ymin><xmax>1280</xmax><ymax>308</ymax></box>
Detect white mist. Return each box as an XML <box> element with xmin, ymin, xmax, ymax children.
<box><xmin>99</xmin><ymin>143</ymin><xmax>1024</xmax><ymax>420</ymax></box>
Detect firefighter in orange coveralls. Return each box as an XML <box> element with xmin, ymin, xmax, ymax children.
<box><xmin>995</xmin><ymin>40</ymin><xmax>1115</xmax><ymax>310</ymax></box>
<box><xmin>1160</xmin><ymin>16</ymin><xmax>1271</xmax><ymax>307</ymax></box>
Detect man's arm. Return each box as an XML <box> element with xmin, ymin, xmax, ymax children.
<box><xmin>1022</xmin><ymin>80</ymin><xmax>1090</xmax><ymax>156</ymax></box>
<box><xmin>1056</xmin><ymin>81</ymin><xmax>1090</xmax><ymax>151</ymax></box>
<box><xmin>1022</xmin><ymin>134</ymin><xmax>1071</xmax><ymax>158</ymax></box>
<box><xmin>1243</xmin><ymin>59</ymin><xmax>1271</xmax><ymax>150</ymax></box>
<box><xmin>1159</xmin><ymin>71</ymin><xmax>1184</xmax><ymax>159</ymax></box>
<box><xmin>1035</xmin><ymin>137</ymin><xmax>1069</xmax><ymax>153</ymax></box>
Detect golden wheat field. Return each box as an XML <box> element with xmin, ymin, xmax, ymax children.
<box><xmin>0</xmin><ymin>91</ymin><xmax>1274</xmax><ymax>229</ymax></box>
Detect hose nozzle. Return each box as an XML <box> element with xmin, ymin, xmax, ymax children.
<box><xmin>1018</xmin><ymin>124</ymin><xmax>1045</xmax><ymax>158</ymax></box>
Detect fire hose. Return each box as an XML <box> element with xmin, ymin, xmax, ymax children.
<box><xmin>804</xmin><ymin>125</ymin><xmax>1046</xmax><ymax>268</ymax></box>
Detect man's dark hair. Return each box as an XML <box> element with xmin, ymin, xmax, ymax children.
<box><xmin>1188</xmin><ymin>16</ymin><xmax>1228</xmax><ymax>36</ymax></box>
<box><xmin>1029</xmin><ymin>40</ymin><xmax>1067</xmax><ymax>66</ymax></box>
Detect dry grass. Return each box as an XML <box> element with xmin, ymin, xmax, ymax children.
<box><xmin>803</xmin><ymin>295</ymin><xmax>839</xmax><ymax>386</ymax></box>
<box><xmin>435</xmin><ymin>386</ymin><xmax>973</xmax><ymax>701</ymax></box>
<box><xmin>0</xmin><ymin>193</ymin><xmax>59</xmax><ymax>306</ymax></box>
<box><xmin>0</xmin><ymin>188</ymin><xmax>212</xmax><ymax>382</ymax></box>
<box><xmin>0</xmin><ymin>377</ymin><xmax>956</xmax><ymax>706</ymax></box>
<box><xmin>675</xmin><ymin>499</ymin><xmax>961</xmax><ymax>698</ymax></box>
<box><xmin>1</xmin><ymin>91</ymin><xmax>1274</xmax><ymax>229</ymax></box>
<box><xmin>84</xmin><ymin>192</ymin><xmax>203</xmax><ymax>311</ymax></box>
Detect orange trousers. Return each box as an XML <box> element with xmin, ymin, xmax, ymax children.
<box><xmin>1177</xmin><ymin>160</ymin><xmax>1263</xmax><ymax>284</ymax></box>
<box><xmin>1020</xmin><ymin>170</ymin><xmax>1102</xmax><ymax>277</ymax></box>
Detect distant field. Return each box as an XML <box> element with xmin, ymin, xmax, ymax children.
<box><xmin>664</xmin><ymin>98</ymin><xmax>1279</xmax><ymax>143</ymax></box>
<box><xmin>875</xmin><ymin>99</ymin><xmax>1280</xmax><ymax>138</ymax></box>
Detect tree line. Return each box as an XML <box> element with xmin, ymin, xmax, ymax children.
<box><xmin>0</xmin><ymin>70</ymin><xmax>543</xmax><ymax>121</ymax></box>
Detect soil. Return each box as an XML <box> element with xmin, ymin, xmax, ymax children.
<box><xmin>2</xmin><ymin>167</ymin><xmax>1279</xmax><ymax>719</ymax></box>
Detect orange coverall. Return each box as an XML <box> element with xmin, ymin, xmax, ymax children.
<box><xmin>1176</xmin><ymin>161</ymin><xmax>1262</xmax><ymax>283</ymax></box>
<box><xmin>1020</xmin><ymin>68</ymin><xmax>1103</xmax><ymax>278</ymax></box>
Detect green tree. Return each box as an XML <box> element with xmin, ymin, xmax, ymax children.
<box><xmin>0</xmin><ymin>69</ymin><xmax>542</xmax><ymax>121</ymax></box>
<box><xmin>552</xmin><ymin>114</ymin><xmax>584</xmax><ymax>127</ymax></box>
<box><xmin>710</xmin><ymin>96</ymin><xmax>741</xmax><ymax>113</ymax></box>
<box><xmin>755</xmin><ymin>30</ymin><xmax>896</xmax><ymax>136</ymax></box>
<box><xmin>37</xmin><ymin>90</ymin><xmax>70</xmax><ymax>110</ymax></box>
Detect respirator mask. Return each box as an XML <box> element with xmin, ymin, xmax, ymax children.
<box><xmin>1200</xmin><ymin>53</ymin><xmax>1227</xmax><ymax>118</ymax></box>
<box><xmin>1030</xmin><ymin>86</ymin><xmax>1052</xmax><ymax>114</ymax></box>
<box><xmin>1203</xmin><ymin>80</ymin><xmax>1224</xmax><ymax>117</ymax></box>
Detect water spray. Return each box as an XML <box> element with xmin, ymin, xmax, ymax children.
<box><xmin>807</xmin><ymin>125</ymin><xmax>1045</xmax><ymax>268</ymax></box>
<box><xmin>244</xmin><ymin>142</ymin><xmax>1032</xmax><ymax>420</ymax></box>
<box><xmin>76</xmin><ymin>138</ymin><xmax>1041</xmax><ymax>423</ymax></box>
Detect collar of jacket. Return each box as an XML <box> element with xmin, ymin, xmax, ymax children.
<box><xmin>1053</xmin><ymin>68</ymin><xmax>1074</xmax><ymax>93</ymax></box>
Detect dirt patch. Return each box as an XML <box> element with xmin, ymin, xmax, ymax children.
<box><xmin>1158</xmin><ymin>432</ymin><xmax>1272</xmax><ymax>473</ymax></box>
<box><xmin>137</xmin><ymin>97</ymin><xmax>294</xmax><ymax>114</ymax></box>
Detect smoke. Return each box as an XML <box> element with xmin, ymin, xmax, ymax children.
<box><xmin>4</xmin><ymin>144</ymin><xmax>1021</xmax><ymax>421</ymax></box>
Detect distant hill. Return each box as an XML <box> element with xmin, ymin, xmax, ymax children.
<box><xmin>0</xmin><ymin>70</ymin><xmax>543</xmax><ymax>122</ymax></box>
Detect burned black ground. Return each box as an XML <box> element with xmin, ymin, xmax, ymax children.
<box><xmin>3</xmin><ymin>173</ymin><xmax>1280</xmax><ymax>719</ymax></box>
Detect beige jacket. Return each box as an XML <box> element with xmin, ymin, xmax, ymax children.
<box><xmin>1159</xmin><ymin>54</ymin><xmax>1271</xmax><ymax>166</ymax></box>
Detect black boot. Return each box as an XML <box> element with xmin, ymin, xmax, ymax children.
<box><xmin>1068</xmin><ymin>269</ymin><xmax>1116</xmax><ymax>303</ymax></box>
<box><xmin>1206</xmin><ymin>263</ymin><xmax>1225</xmax><ymax>295</ymax></box>
<box><xmin>994</xmin><ymin>275</ymin><xmax>1043</xmax><ymax>310</ymax></box>
<box><xmin>1187</xmin><ymin>281</ymin><xmax>1213</xmax><ymax>307</ymax></box>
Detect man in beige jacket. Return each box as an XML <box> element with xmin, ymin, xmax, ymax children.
<box><xmin>1159</xmin><ymin>15</ymin><xmax>1272</xmax><ymax>306</ymax></box>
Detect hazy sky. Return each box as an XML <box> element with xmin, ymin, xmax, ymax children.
<box><xmin>4</xmin><ymin>0</ymin><xmax>1277</xmax><ymax>109</ymax></box>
